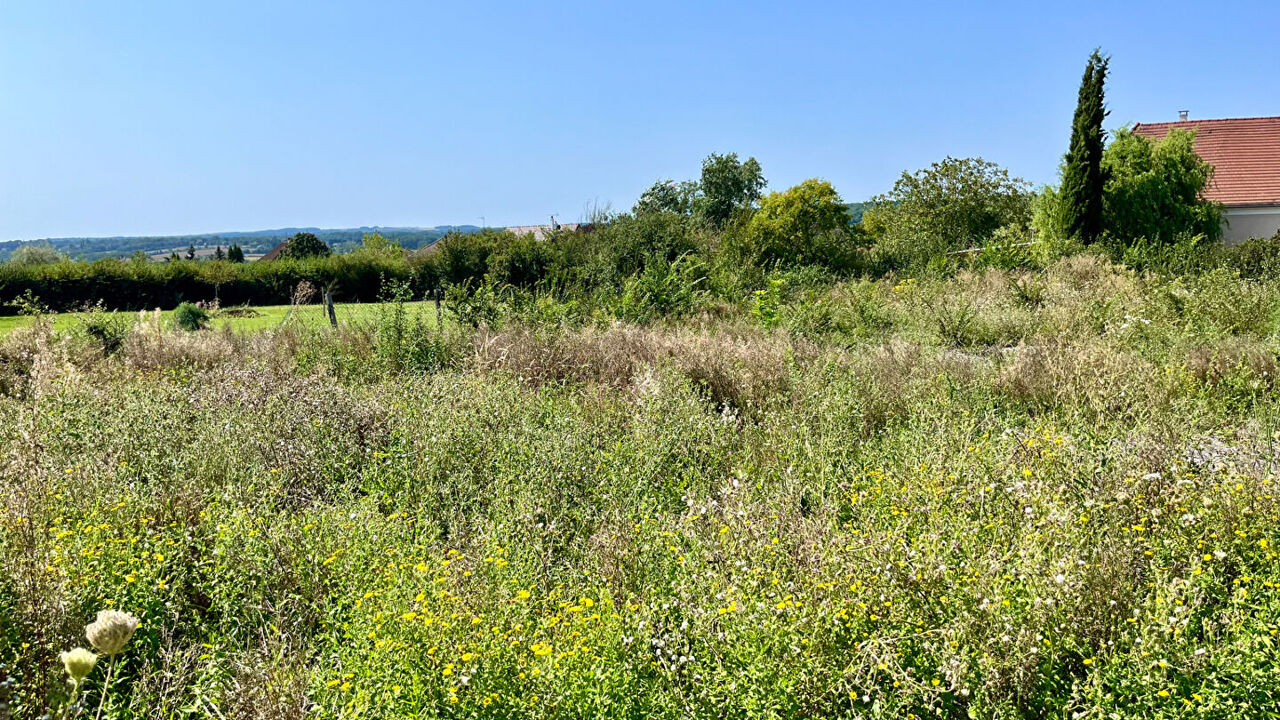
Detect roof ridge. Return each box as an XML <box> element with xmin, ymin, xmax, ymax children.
<box><xmin>1131</xmin><ymin>116</ymin><xmax>1280</xmax><ymax>206</ymax></box>
<box><xmin>1134</xmin><ymin>115</ymin><xmax>1280</xmax><ymax>128</ymax></box>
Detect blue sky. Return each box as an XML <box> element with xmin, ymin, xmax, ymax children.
<box><xmin>1</xmin><ymin>1</ymin><xmax>1277</xmax><ymax>240</ymax></box>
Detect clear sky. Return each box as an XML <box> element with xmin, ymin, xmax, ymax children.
<box><xmin>1</xmin><ymin>0</ymin><xmax>1277</xmax><ymax>240</ymax></box>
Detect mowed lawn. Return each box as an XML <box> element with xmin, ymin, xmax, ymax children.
<box><xmin>0</xmin><ymin>300</ymin><xmax>438</xmax><ymax>336</ymax></box>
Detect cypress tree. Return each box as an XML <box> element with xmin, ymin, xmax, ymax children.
<box><xmin>1061</xmin><ymin>49</ymin><xmax>1110</xmax><ymax>244</ymax></box>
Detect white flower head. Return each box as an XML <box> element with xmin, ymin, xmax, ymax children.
<box><xmin>60</xmin><ymin>647</ymin><xmax>98</xmax><ymax>683</ymax></box>
<box><xmin>86</xmin><ymin>609</ymin><xmax>139</xmax><ymax>656</ymax></box>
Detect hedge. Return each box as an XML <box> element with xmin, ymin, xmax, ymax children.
<box><xmin>0</xmin><ymin>253</ymin><xmax>421</xmax><ymax>314</ymax></box>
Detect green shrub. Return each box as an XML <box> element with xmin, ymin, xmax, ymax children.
<box><xmin>445</xmin><ymin>276</ymin><xmax>505</xmax><ymax>329</ymax></box>
<box><xmin>611</xmin><ymin>254</ymin><xmax>706</xmax><ymax>322</ymax></box>
<box><xmin>77</xmin><ymin>303</ymin><xmax>131</xmax><ymax>354</ymax></box>
<box><xmin>172</xmin><ymin>301</ymin><xmax>209</xmax><ymax>331</ymax></box>
<box><xmin>1118</xmin><ymin>233</ymin><xmax>1214</xmax><ymax>275</ymax></box>
<box><xmin>1214</xmin><ymin>231</ymin><xmax>1280</xmax><ymax>278</ymax></box>
<box><xmin>750</xmin><ymin>276</ymin><xmax>784</xmax><ymax>329</ymax></box>
<box><xmin>741</xmin><ymin>179</ymin><xmax>860</xmax><ymax>270</ymax></box>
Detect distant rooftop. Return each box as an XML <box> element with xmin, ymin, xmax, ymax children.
<box><xmin>1132</xmin><ymin>116</ymin><xmax>1280</xmax><ymax>207</ymax></box>
<box><xmin>505</xmin><ymin>223</ymin><xmax>593</xmax><ymax>240</ymax></box>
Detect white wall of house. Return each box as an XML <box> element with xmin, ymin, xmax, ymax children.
<box><xmin>1223</xmin><ymin>206</ymin><xmax>1280</xmax><ymax>244</ymax></box>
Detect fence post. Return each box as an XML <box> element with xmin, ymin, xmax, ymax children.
<box><xmin>433</xmin><ymin>287</ymin><xmax>442</xmax><ymax>328</ymax></box>
<box><xmin>325</xmin><ymin>289</ymin><xmax>338</xmax><ymax>327</ymax></box>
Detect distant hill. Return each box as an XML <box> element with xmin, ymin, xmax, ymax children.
<box><xmin>846</xmin><ymin>202</ymin><xmax>870</xmax><ymax>224</ymax></box>
<box><xmin>0</xmin><ymin>225</ymin><xmax>484</xmax><ymax>262</ymax></box>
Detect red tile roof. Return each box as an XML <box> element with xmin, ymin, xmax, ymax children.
<box><xmin>258</xmin><ymin>240</ymin><xmax>288</xmax><ymax>261</ymax></box>
<box><xmin>1132</xmin><ymin>116</ymin><xmax>1280</xmax><ymax>207</ymax></box>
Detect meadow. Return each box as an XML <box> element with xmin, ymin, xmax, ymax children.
<box><xmin>1</xmin><ymin>254</ymin><xmax>1279</xmax><ymax>719</ymax></box>
<box><xmin>0</xmin><ymin>300</ymin><xmax>437</xmax><ymax>338</ymax></box>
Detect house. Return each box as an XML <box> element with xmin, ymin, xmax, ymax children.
<box><xmin>505</xmin><ymin>217</ymin><xmax>594</xmax><ymax>241</ymax></box>
<box><xmin>258</xmin><ymin>240</ymin><xmax>288</xmax><ymax>261</ymax></box>
<box><xmin>1132</xmin><ymin>115</ymin><xmax>1280</xmax><ymax>244</ymax></box>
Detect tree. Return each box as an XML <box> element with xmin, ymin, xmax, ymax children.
<box><xmin>1061</xmin><ymin>49</ymin><xmax>1110</xmax><ymax>244</ymax></box>
<box><xmin>185</xmin><ymin>244</ymin><xmax>196</xmax><ymax>260</ymax></box>
<box><xmin>865</xmin><ymin>157</ymin><xmax>1031</xmax><ymax>267</ymax></box>
<box><xmin>203</xmin><ymin>258</ymin><xmax>238</xmax><ymax>301</ymax></box>
<box><xmin>282</xmin><ymin>232</ymin><xmax>331</xmax><ymax>259</ymax></box>
<box><xmin>227</xmin><ymin>244</ymin><xmax>245</xmax><ymax>263</ymax></box>
<box><xmin>633</xmin><ymin>179</ymin><xmax>698</xmax><ymax>216</ymax></box>
<box><xmin>7</xmin><ymin>242</ymin><xmax>64</xmax><ymax>266</ymax></box>
<box><xmin>214</xmin><ymin>245</ymin><xmax>225</xmax><ymax>261</ymax></box>
<box><xmin>744</xmin><ymin>179</ymin><xmax>856</xmax><ymax>268</ymax></box>
<box><xmin>1102</xmin><ymin>128</ymin><xmax>1222</xmax><ymax>245</ymax></box>
<box><xmin>694</xmin><ymin>153</ymin><xmax>766</xmax><ymax>228</ymax></box>
<box><xmin>361</xmin><ymin>231</ymin><xmax>402</xmax><ymax>255</ymax></box>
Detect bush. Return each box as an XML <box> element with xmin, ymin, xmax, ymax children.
<box><xmin>172</xmin><ymin>302</ymin><xmax>210</xmax><ymax>331</ymax></box>
<box><xmin>78</xmin><ymin>303</ymin><xmax>131</xmax><ymax>355</ymax></box>
<box><xmin>1102</xmin><ymin>128</ymin><xmax>1223</xmax><ymax>247</ymax></box>
<box><xmin>1214</xmin><ymin>231</ymin><xmax>1280</xmax><ymax>278</ymax></box>
<box><xmin>865</xmin><ymin>157</ymin><xmax>1032</xmax><ymax>270</ymax></box>
<box><xmin>487</xmin><ymin>234</ymin><xmax>556</xmax><ymax>288</ymax></box>
<box><xmin>742</xmin><ymin>179</ymin><xmax>861</xmax><ymax>270</ymax></box>
<box><xmin>1118</xmin><ymin>233</ymin><xmax>1213</xmax><ymax>275</ymax></box>
<box><xmin>610</xmin><ymin>254</ymin><xmax>706</xmax><ymax>322</ymax></box>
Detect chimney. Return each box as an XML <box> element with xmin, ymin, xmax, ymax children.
<box><xmin>1178</xmin><ymin>110</ymin><xmax>1189</xmax><ymax>122</ymax></box>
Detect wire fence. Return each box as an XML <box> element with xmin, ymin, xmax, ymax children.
<box><xmin>256</xmin><ymin>297</ymin><xmax>445</xmax><ymax>333</ymax></box>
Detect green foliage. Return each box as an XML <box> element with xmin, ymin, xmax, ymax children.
<box><xmin>611</xmin><ymin>254</ymin><xmax>706</xmax><ymax>322</ymax></box>
<box><xmin>866</xmin><ymin>157</ymin><xmax>1032</xmax><ymax>269</ymax></box>
<box><xmin>750</xmin><ymin>275</ymin><xmax>784</xmax><ymax>329</ymax></box>
<box><xmin>0</xmin><ymin>253</ymin><xmax>416</xmax><ymax>313</ymax></box>
<box><xmin>587</xmin><ymin>211</ymin><xmax>699</xmax><ymax>282</ymax></box>
<box><xmin>972</xmin><ymin>223</ymin><xmax>1036</xmax><ymax>270</ymax></box>
<box><xmin>1214</xmin><ymin>231</ymin><xmax>1280</xmax><ymax>278</ymax></box>
<box><xmin>361</xmin><ymin>231</ymin><xmax>400</xmax><ymax>253</ymax></box>
<box><xmin>633</xmin><ymin>179</ymin><xmax>698</xmax><ymax>216</ymax></box>
<box><xmin>1102</xmin><ymin>128</ymin><xmax>1223</xmax><ymax>247</ymax></box>
<box><xmin>6</xmin><ymin>242</ymin><xmax>65</xmax><ymax>266</ymax></box>
<box><xmin>434</xmin><ymin>229</ymin><xmax>506</xmax><ymax>285</ymax></box>
<box><xmin>445</xmin><ymin>276</ymin><xmax>505</xmax><ymax>328</ymax></box>
<box><xmin>374</xmin><ymin>279</ymin><xmax>455</xmax><ymax>373</ymax></box>
<box><xmin>1061</xmin><ymin>48</ymin><xmax>1110</xmax><ymax>243</ymax></box>
<box><xmin>5</xmin><ymin>256</ymin><xmax>1280</xmax><ymax>717</ymax></box>
<box><xmin>744</xmin><ymin>179</ymin><xmax>858</xmax><ymax>269</ymax></box>
<box><xmin>227</xmin><ymin>244</ymin><xmax>245</xmax><ymax>263</ymax></box>
<box><xmin>282</xmin><ymin>231</ymin><xmax>332</xmax><ymax>259</ymax></box>
<box><xmin>1118</xmin><ymin>233</ymin><xmax>1214</xmax><ymax>276</ymax></box>
<box><xmin>172</xmin><ymin>301</ymin><xmax>209</xmax><ymax>331</ymax></box>
<box><xmin>487</xmin><ymin>234</ymin><xmax>556</xmax><ymax>287</ymax></box>
<box><xmin>77</xmin><ymin>303</ymin><xmax>130</xmax><ymax>355</ymax></box>
<box><xmin>694</xmin><ymin>152</ymin><xmax>766</xmax><ymax>228</ymax></box>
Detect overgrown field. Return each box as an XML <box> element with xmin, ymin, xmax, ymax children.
<box><xmin>2</xmin><ymin>255</ymin><xmax>1279</xmax><ymax>719</ymax></box>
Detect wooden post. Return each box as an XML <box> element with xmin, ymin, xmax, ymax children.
<box><xmin>325</xmin><ymin>288</ymin><xmax>338</xmax><ymax>327</ymax></box>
